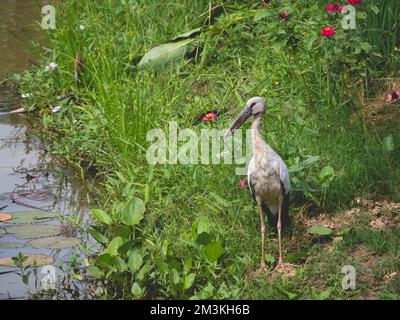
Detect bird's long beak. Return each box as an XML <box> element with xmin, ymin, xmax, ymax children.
<box><xmin>224</xmin><ymin>106</ymin><xmax>252</xmax><ymax>138</ymax></box>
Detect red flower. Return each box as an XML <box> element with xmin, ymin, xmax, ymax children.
<box><xmin>386</xmin><ymin>90</ymin><xmax>400</xmax><ymax>104</ymax></box>
<box><xmin>326</xmin><ymin>4</ymin><xmax>345</xmax><ymax>13</ymax></box>
<box><xmin>239</xmin><ymin>179</ymin><xmax>247</xmax><ymax>188</ymax></box>
<box><xmin>347</xmin><ymin>0</ymin><xmax>362</xmax><ymax>4</ymax></box>
<box><xmin>201</xmin><ymin>111</ymin><xmax>218</xmax><ymax>122</ymax></box>
<box><xmin>321</xmin><ymin>26</ymin><xmax>335</xmax><ymax>38</ymax></box>
<box><xmin>279</xmin><ymin>10</ymin><xmax>289</xmax><ymax>21</ymax></box>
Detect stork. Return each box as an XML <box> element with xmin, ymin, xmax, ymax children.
<box><xmin>225</xmin><ymin>97</ymin><xmax>292</xmax><ymax>272</ymax></box>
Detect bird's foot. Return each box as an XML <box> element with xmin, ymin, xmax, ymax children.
<box><xmin>272</xmin><ymin>259</ymin><xmax>298</xmax><ymax>274</ymax></box>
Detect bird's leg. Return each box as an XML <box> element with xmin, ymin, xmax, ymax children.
<box><xmin>277</xmin><ymin>196</ymin><xmax>283</xmax><ymax>266</ymax></box>
<box><xmin>272</xmin><ymin>196</ymin><xmax>286</xmax><ymax>272</ymax></box>
<box><xmin>260</xmin><ymin>206</ymin><xmax>267</xmax><ymax>272</ymax></box>
<box><xmin>273</xmin><ymin>197</ymin><xmax>297</xmax><ymax>273</ymax></box>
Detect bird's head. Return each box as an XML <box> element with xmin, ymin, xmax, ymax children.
<box><xmin>224</xmin><ymin>96</ymin><xmax>266</xmax><ymax>138</ymax></box>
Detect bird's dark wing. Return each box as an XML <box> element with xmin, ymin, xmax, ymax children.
<box><xmin>280</xmin><ymin>181</ymin><xmax>291</xmax><ymax>231</ymax></box>
<box><xmin>247</xmin><ymin>173</ymin><xmax>257</xmax><ymax>204</ymax></box>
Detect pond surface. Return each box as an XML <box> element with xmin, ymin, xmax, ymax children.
<box><xmin>0</xmin><ymin>0</ymin><xmax>43</xmax><ymax>76</ymax></box>
<box><xmin>0</xmin><ymin>1</ymin><xmax>89</xmax><ymax>299</ymax></box>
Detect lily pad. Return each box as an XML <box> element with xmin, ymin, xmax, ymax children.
<box><xmin>0</xmin><ymin>213</ymin><xmax>12</xmax><ymax>222</ymax></box>
<box><xmin>2</xmin><ymin>211</ymin><xmax>56</xmax><ymax>224</ymax></box>
<box><xmin>0</xmin><ymin>254</ymin><xmax>54</xmax><ymax>267</ymax></box>
<box><xmin>27</xmin><ymin>236</ymin><xmax>80</xmax><ymax>249</ymax></box>
<box><xmin>15</xmin><ymin>190</ymin><xmax>54</xmax><ymax>201</ymax></box>
<box><xmin>6</xmin><ymin>225</ymin><xmax>62</xmax><ymax>239</ymax></box>
<box><xmin>0</xmin><ymin>242</ymin><xmax>25</xmax><ymax>249</ymax></box>
<box><xmin>306</xmin><ymin>226</ymin><xmax>333</xmax><ymax>236</ymax></box>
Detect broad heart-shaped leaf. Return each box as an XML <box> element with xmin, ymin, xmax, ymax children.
<box><xmin>0</xmin><ymin>242</ymin><xmax>25</xmax><ymax>249</ymax></box>
<box><xmin>122</xmin><ymin>197</ymin><xmax>145</xmax><ymax>227</ymax></box>
<box><xmin>27</xmin><ymin>236</ymin><xmax>80</xmax><ymax>249</ymax></box>
<box><xmin>6</xmin><ymin>225</ymin><xmax>62</xmax><ymax>239</ymax></box>
<box><xmin>0</xmin><ymin>254</ymin><xmax>54</xmax><ymax>267</ymax></box>
<box><xmin>202</xmin><ymin>241</ymin><xmax>224</xmax><ymax>263</ymax></box>
<box><xmin>306</xmin><ymin>226</ymin><xmax>333</xmax><ymax>236</ymax></box>
<box><xmin>91</xmin><ymin>209</ymin><xmax>113</xmax><ymax>225</ymax></box>
<box><xmin>128</xmin><ymin>248</ymin><xmax>143</xmax><ymax>272</ymax></box>
<box><xmin>138</xmin><ymin>38</ymin><xmax>196</xmax><ymax>69</ymax></box>
<box><xmin>2</xmin><ymin>211</ymin><xmax>56</xmax><ymax>224</ymax></box>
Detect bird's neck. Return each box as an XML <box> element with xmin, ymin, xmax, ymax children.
<box><xmin>251</xmin><ymin>115</ymin><xmax>270</xmax><ymax>154</ymax></box>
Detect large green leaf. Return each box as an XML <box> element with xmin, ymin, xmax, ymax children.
<box><xmin>202</xmin><ymin>241</ymin><xmax>224</xmax><ymax>263</ymax></box>
<box><xmin>128</xmin><ymin>248</ymin><xmax>143</xmax><ymax>272</ymax></box>
<box><xmin>105</xmin><ymin>237</ymin><xmax>124</xmax><ymax>256</ymax></box>
<box><xmin>197</xmin><ymin>216</ymin><xmax>211</xmax><ymax>235</ymax></box>
<box><xmin>172</xmin><ymin>27</ymin><xmax>202</xmax><ymax>41</ymax></box>
<box><xmin>88</xmin><ymin>226</ymin><xmax>109</xmax><ymax>245</ymax></box>
<box><xmin>306</xmin><ymin>226</ymin><xmax>332</xmax><ymax>236</ymax></box>
<box><xmin>122</xmin><ymin>197</ymin><xmax>145</xmax><ymax>227</ymax></box>
<box><xmin>138</xmin><ymin>38</ymin><xmax>196</xmax><ymax>69</ymax></box>
<box><xmin>95</xmin><ymin>253</ymin><xmax>114</xmax><ymax>270</ymax></box>
<box><xmin>2</xmin><ymin>211</ymin><xmax>56</xmax><ymax>224</ymax></box>
<box><xmin>169</xmin><ymin>268</ymin><xmax>180</xmax><ymax>285</ymax></box>
<box><xmin>87</xmin><ymin>266</ymin><xmax>104</xmax><ymax>279</ymax></box>
<box><xmin>91</xmin><ymin>209</ymin><xmax>113</xmax><ymax>225</ymax></box>
<box><xmin>27</xmin><ymin>236</ymin><xmax>80</xmax><ymax>249</ymax></box>
<box><xmin>0</xmin><ymin>254</ymin><xmax>54</xmax><ymax>267</ymax></box>
<box><xmin>6</xmin><ymin>225</ymin><xmax>62</xmax><ymax>239</ymax></box>
<box><xmin>318</xmin><ymin>166</ymin><xmax>335</xmax><ymax>185</ymax></box>
<box><xmin>113</xmin><ymin>256</ymin><xmax>127</xmax><ymax>273</ymax></box>
<box><xmin>184</xmin><ymin>273</ymin><xmax>196</xmax><ymax>289</ymax></box>
<box><xmin>131</xmin><ymin>282</ymin><xmax>143</xmax><ymax>297</ymax></box>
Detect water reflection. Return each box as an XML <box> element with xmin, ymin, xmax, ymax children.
<box><xmin>0</xmin><ymin>0</ymin><xmax>43</xmax><ymax>76</ymax></box>
<box><xmin>0</xmin><ymin>87</ymin><xmax>89</xmax><ymax>299</ymax></box>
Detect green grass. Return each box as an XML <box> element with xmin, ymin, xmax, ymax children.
<box><xmin>14</xmin><ymin>0</ymin><xmax>400</xmax><ymax>299</ymax></box>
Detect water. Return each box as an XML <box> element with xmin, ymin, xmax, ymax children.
<box><xmin>0</xmin><ymin>0</ymin><xmax>42</xmax><ymax>76</ymax></box>
<box><xmin>0</xmin><ymin>1</ymin><xmax>88</xmax><ymax>299</ymax></box>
